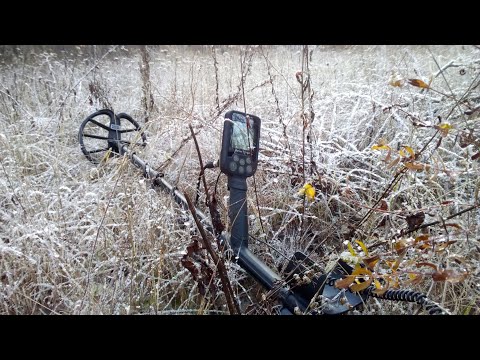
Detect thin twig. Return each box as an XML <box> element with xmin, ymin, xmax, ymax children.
<box><xmin>399</xmin><ymin>204</ymin><xmax>479</xmax><ymax>237</ymax></box>
<box><xmin>188</xmin><ymin>124</ymin><xmax>209</xmax><ymax>205</ymax></box>
<box><xmin>211</xmin><ymin>46</ymin><xmax>220</xmax><ymax>111</ymax></box>
<box><xmin>428</xmin><ymin>48</ymin><xmax>467</xmax><ymax>125</ymax></box>
<box><xmin>184</xmin><ymin>193</ymin><xmax>240</xmax><ymax>315</ymax></box>
<box><xmin>80</xmin><ymin>156</ymin><xmax>129</xmax><ymax>309</ymax></box>
<box><xmin>53</xmin><ymin>45</ymin><xmax>118</xmax><ymax>117</ymax></box>
<box><xmin>240</xmin><ymin>47</ymin><xmax>265</xmax><ymax>235</ymax></box>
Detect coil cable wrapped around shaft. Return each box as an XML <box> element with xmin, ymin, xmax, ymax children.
<box><xmin>363</xmin><ymin>286</ymin><xmax>450</xmax><ymax>315</ymax></box>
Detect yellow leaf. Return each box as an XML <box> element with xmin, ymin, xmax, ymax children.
<box><xmin>372</xmin><ymin>144</ymin><xmax>391</xmax><ymax>151</ymax></box>
<box><xmin>299</xmin><ymin>183</ymin><xmax>316</xmax><ymax>201</ymax></box>
<box><xmin>350</xmin><ymin>279</ymin><xmax>372</xmax><ymax>292</ymax></box>
<box><xmin>373</xmin><ymin>279</ymin><xmax>389</xmax><ymax>295</ymax></box>
<box><xmin>436</xmin><ymin>123</ymin><xmax>453</xmax><ymax>137</ymax></box>
<box><xmin>355</xmin><ymin>239</ymin><xmax>369</xmax><ymax>256</ymax></box>
<box><xmin>347</xmin><ymin>241</ymin><xmax>357</xmax><ymax>257</ymax></box>
<box><xmin>352</xmin><ymin>267</ymin><xmax>372</xmax><ymax>277</ymax></box>
<box><xmin>408</xmin><ymin>79</ymin><xmax>430</xmax><ymax>89</ymax></box>
<box><xmin>305</xmin><ymin>184</ymin><xmax>315</xmax><ymax>201</ymax></box>
<box><xmin>402</xmin><ymin>145</ymin><xmax>415</xmax><ymax>158</ymax></box>
<box><xmin>350</xmin><ymin>268</ymin><xmax>373</xmax><ymax>292</ymax></box>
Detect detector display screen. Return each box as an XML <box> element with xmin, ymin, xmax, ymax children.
<box><xmin>231</xmin><ymin>112</ymin><xmax>255</xmax><ymax>152</ymax></box>
<box><xmin>220</xmin><ymin>110</ymin><xmax>260</xmax><ymax>178</ymax></box>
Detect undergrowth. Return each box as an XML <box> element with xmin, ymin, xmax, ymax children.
<box><xmin>0</xmin><ymin>45</ymin><xmax>479</xmax><ymax>314</ymax></box>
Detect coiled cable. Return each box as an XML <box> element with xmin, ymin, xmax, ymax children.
<box><xmin>363</xmin><ymin>286</ymin><xmax>450</xmax><ymax>315</ymax></box>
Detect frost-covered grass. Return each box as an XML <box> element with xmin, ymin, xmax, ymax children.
<box><xmin>0</xmin><ymin>45</ymin><xmax>479</xmax><ymax>315</ymax></box>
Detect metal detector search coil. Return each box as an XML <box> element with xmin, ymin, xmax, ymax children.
<box><xmin>220</xmin><ymin>110</ymin><xmax>260</xmax><ymax>178</ymax></box>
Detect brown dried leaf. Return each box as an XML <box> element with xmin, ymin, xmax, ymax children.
<box><xmin>405</xmin><ymin>161</ymin><xmax>425</xmax><ymax>171</ymax></box>
<box><xmin>379</xmin><ymin>199</ymin><xmax>388</xmax><ymax>211</ymax></box>
<box><xmin>447</xmin><ymin>254</ymin><xmax>467</xmax><ymax>265</ymax></box>
<box><xmin>181</xmin><ymin>237</ymin><xmax>216</xmax><ymax>297</ymax></box>
<box><xmin>414</xmin><ymin>234</ymin><xmax>430</xmax><ymax>244</ymax></box>
<box><xmin>363</xmin><ymin>254</ymin><xmax>380</xmax><ymax>271</ymax></box>
<box><xmin>387</xmin><ymin>157</ymin><xmax>401</xmax><ymax>169</ymax></box>
<box><xmin>394</xmin><ymin>239</ymin><xmax>408</xmax><ymax>255</ymax></box>
<box><xmin>408</xmin><ymin>79</ymin><xmax>430</xmax><ymax>89</ymax></box>
<box><xmin>384</xmin><ymin>148</ymin><xmax>392</xmax><ymax>163</ymax></box>
<box><xmin>436</xmin><ymin>240</ymin><xmax>457</xmax><ymax>251</ymax></box>
<box><xmin>209</xmin><ymin>195</ymin><xmax>225</xmax><ymax>234</ymax></box>
<box><xmin>471</xmin><ymin>152</ymin><xmax>480</xmax><ymax>161</ymax></box>
<box><xmin>335</xmin><ymin>275</ymin><xmax>356</xmax><ymax>289</ymax></box>
<box><xmin>442</xmin><ymin>270</ymin><xmax>468</xmax><ymax>283</ymax></box>
<box><xmin>416</xmin><ymin>262</ymin><xmax>438</xmax><ymax>271</ymax></box>
<box><xmin>445</xmin><ymin>223</ymin><xmax>463</xmax><ymax>230</ymax></box>
<box><xmin>406</xmin><ymin>212</ymin><xmax>425</xmax><ymax>230</ymax></box>
<box><xmin>406</xmin><ymin>273</ymin><xmax>424</xmax><ymax>286</ymax></box>
<box><xmin>418</xmin><ymin>243</ymin><xmax>432</xmax><ymax>250</ymax></box>
<box><xmin>459</xmin><ymin>131</ymin><xmax>475</xmax><ymax>148</ymax></box>
<box><xmin>392</xmin><ymin>252</ymin><xmax>405</xmax><ymax>271</ymax></box>
<box><xmin>432</xmin><ymin>269</ymin><xmax>452</xmax><ymax>282</ymax></box>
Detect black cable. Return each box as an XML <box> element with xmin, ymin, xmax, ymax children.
<box><xmin>194</xmin><ymin>161</ymin><xmax>217</xmax><ymax>206</ymax></box>
<box><xmin>363</xmin><ymin>286</ymin><xmax>450</xmax><ymax>315</ymax></box>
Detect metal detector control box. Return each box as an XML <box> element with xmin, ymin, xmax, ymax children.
<box><xmin>220</xmin><ymin>110</ymin><xmax>260</xmax><ymax>178</ymax></box>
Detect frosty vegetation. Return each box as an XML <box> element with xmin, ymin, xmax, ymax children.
<box><xmin>0</xmin><ymin>45</ymin><xmax>479</xmax><ymax>315</ymax></box>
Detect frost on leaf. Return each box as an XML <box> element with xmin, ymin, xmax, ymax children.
<box><xmin>389</xmin><ymin>72</ymin><xmax>405</xmax><ymax>87</ymax></box>
<box><xmin>435</xmin><ymin>123</ymin><xmax>453</xmax><ymax>137</ymax></box>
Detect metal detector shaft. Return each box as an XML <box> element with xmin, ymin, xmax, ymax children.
<box><xmin>118</xmin><ymin>143</ymin><xmax>219</xmax><ymax>240</ymax></box>
<box><xmin>228</xmin><ymin>176</ymin><xmax>282</xmax><ymax>290</ymax></box>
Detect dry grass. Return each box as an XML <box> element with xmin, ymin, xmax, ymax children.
<box><xmin>0</xmin><ymin>45</ymin><xmax>479</xmax><ymax>314</ymax></box>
